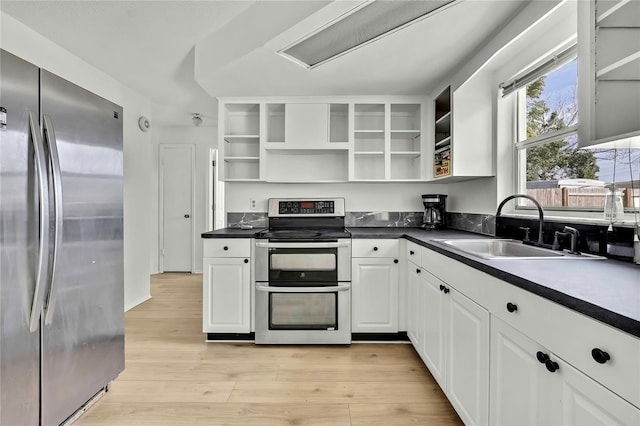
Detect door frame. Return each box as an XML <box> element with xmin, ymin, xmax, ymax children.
<box><xmin>208</xmin><ymin>148</ymin><xmax>225</xmax><ymax>230</ymax></box>
<box><xmin>158</xmin><ymin>143</ymin><xmax>196</xmax><ymax>273</ymax></box>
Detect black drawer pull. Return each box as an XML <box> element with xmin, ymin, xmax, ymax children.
<box><xmin>244</xmin><ymin>259</ymin><xmax>249</xmax><ymax>264</ymax></box>
<box><xmin>506</xmin><ymin>302</ymin><xmax>518</xmax><ymax>313</ymax></box>
<box><xmin>439</xmin><ymin>284</ymin><xmax>445</xmax><ymax>292</ymax></box>
<box><xmin>394</xmin><ymin>259</ymin><xmax>398</xmax><ymax>264</ymax></box>
<box><xmin>373</xmin><ymin>246</ymin><xmax>378</xmax><ymax>251</ymax></box>
<box><xmin>591</xmin><ymin>348</ymin><xmax>611</xmax><ymax>364</ymax></box>
<box><xmin>223</xmin><ymin>246</ymin><xmax>229</xmax><ymax>251</ymax></box>
<box><xmin>409</xmin><ymin>250</ymin><xmax>415</xmax><ymax>255</ymax></box>
<box><xmin>416</xmin><ymin>269</ymin><xmax>421</xmax><ymax>274</ymax></box>
<box><xmin>536</xmin><ymin>351</ymin><xmax>549</xmax><ymax>364</ymax></box>
<box><xmin>545</xmin><ymin>359</ymin><xmax>559</xmax><ymax>373</ymax></box>
<box><xmin>443</xmin><ymin>287</ymin><xmax>450</xmax><ymax>294</ymax></box>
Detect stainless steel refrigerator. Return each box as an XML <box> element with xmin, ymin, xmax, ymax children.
<box><xmin>0</xmin><ymin>49</ymin><xmax>124</xmax><ymax>426</ymax></box>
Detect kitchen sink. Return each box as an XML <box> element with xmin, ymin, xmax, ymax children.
<box><xmin>433</xmin><ymin>239</ymin><xmax>605</xmax><ymax>260</ymax></box>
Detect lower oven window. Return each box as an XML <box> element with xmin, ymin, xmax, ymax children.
<box><xmin>269</xmin><ymin>292</ymin><xmax>338</xmax><ymax>330</ymax></box>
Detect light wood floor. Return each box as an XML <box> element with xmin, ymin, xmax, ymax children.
<box><xmin>77</xmin><ymin>273</ymin><xmax>463</xmax><ymax>426</ymax></box>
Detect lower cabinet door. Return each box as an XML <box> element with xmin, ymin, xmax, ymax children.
<box><xmin>352</xmin><ymin>257</ymin><xmax>398</xmax><ymax>333</ymax></box>
<box><xmin>446</xmin><ymin>288</ymin><xmax>490</xmax><ymax>426</ymax></box>
<box><xmin>406</xmin><ymin>265</ymin><xmax>419</xmax><ymax>344</ymax></box>
<box><xmin>420</xmin><ymin>270</ymin><xmax>447</xmax><ymax>389</ymax></box>
<box><xmin>490</xmin><ymin>317</ymin><xmax>548</xmax><ymax>426</ymax></box>
<box><xmin>549</xmin><ymin>355</ymin><xmax>640</xmax><ymax>426</ymax></box>
<box><xmin>203</xmin><ymin>257</ymin><xmax>250</xmax><ymax>333</ymax></box>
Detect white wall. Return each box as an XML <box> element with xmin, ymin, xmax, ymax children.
<box><xmin>444</xmin><ymin>0</ymin><xmax>576</xmax><ymax>215</ymax></box>
<box><xmin>150</xmin><ymin>125</ymin><xmax>217</xmax><ymax>274</ymax></box>
<box><xmin>1</xmin><ymin>12</ymin><xmax>154</xmax><ymax>310</ymax></box>
<box><xmin>226</xmin><ymin>182</ymin><xmax>448</xmax><ymax>214</ymax></box>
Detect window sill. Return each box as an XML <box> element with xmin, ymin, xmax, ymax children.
<box><xmin>502</xmin><ymin>210</ymin><xmax>639</xmax><ymax>228</ymax></box>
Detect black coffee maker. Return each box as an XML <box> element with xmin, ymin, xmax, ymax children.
<box><xmin>422</xmin><ymin>194</ymin><xmax>447</xmax><ymax>230</ymax></box>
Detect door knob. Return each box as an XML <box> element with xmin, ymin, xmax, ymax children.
<box><xmin>184</xmin><ymin>214</ymin><xmax>190</xmax><ymax>218</ymax></box>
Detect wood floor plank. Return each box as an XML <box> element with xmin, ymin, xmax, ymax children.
<box><xmin>349</xmin><ymin>403</ymin><xmax>463</xmax><ymax>425</ymax></box>
<box><xmin>76</xmin><ymin>402</ymin><xmax>352</xmax><ymax>426</ymax></box>
<box><xmin>75</xmin><ymin>273</ymin><xmax>461</xmax><ymax>425</ymax></box>
<box><xmin>104</xmin><ymin>380</ymin><xmax>235</xmax><ymax>403</ymax></box>
<box><xmin>228</xmin><ymin>381</ymin><xmax>441</xmax><ymax>404</ymax></box>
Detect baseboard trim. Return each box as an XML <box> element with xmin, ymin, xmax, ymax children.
<box><xmin>206</xmin><ymin>332</ymin><xmax>255</xmax><ymax>341</ymax></box>
<box><xmin>125</xmin><ymin>294</ymin><xmax>151</xmax><ymax>312</ymax></box>
<box><xmin>352</xmin><ymin>332</ymin><xmax>410</xmax><ymax>342</ymax></box>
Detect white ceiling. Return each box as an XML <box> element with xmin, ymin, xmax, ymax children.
<box><xmin>1</xmin><ymin>0</ymin><xmax>529</xmax><ymax>126</ymax></box>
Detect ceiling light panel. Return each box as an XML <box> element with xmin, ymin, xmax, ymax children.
<box><xmin>280</xmin><ymin>0</ymin><xmax>456</xmax><ymax>69</ymax></box>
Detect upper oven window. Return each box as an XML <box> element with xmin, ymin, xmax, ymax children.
<box><xmin>269</xmin><ymin>247</ymin><xmax>337</xmax><ymax>283</ymax></box>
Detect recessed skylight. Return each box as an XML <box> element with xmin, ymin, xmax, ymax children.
<box><xmin>279</xmin><ymin>0</ymin><xmax>457</xmax><ymax>69</ymax></box>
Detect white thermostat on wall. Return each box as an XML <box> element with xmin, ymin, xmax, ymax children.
<box><xmin>138</xmin><ymin>116</ymin><xmax>150</xmax><ymax>132</ymax></box>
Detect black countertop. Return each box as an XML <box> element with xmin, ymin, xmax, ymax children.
<box><xmin>203</xmin><ymin>227</ymin><xmax>640</xmax><ymax>338</ymax></box>
<box><xmin>201</xmin><ymin>229</ymin><xmax>265</xmax><ymax>238</ymax></box>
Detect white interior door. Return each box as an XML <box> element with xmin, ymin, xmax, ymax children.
<box><xmin>160</xmin><ymin>144</ymin><xmax>194</xmax><ymax>272</ymax></box>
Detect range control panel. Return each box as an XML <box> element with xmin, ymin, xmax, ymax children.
<box><xmin>279</xmin><ymin>200</ymin><xmax>334</xmax><ymax>215</ymax></box>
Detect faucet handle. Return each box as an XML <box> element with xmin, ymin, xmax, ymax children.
<box><xmin>519</xmin><ymin>227</ymin><xmax>531</xmax><ymax>241</ymax></box>
<box><xmin>552</xmin><ymin>231</ymin><xmax>566</xmax><ymax>251</ymax></box>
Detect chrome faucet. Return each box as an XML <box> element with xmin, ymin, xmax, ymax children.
<box><xmin>563</xmin><ymin>226</ymin><xmax>580</xmax><ymax>254</ymax></box>
<box><xmin>496</xmin><ymin>194</ymin><xmax>545</xmax><ymax>245</ymax></box>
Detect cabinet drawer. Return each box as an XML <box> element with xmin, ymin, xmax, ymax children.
<box><xmin>406</xmin><ymin>241</ymin><xmax>422</xmax><ymax>266</ymax></box>
<box><xmin>352</xmin><ymin>239</ymin><xmax>400</xmax><ymax>258</ymax></box>
<box><xmin>203</xmin><ymin>238</ymin><xmax>251</xmax><ymax>258</ymax></box>
<box><xmin>490</xmin><ymin>280</ymin><xmax>640</xmax><ymax>408</ymax></box>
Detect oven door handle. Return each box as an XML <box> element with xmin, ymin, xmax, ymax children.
<box><xmin>255</xmin><ymin>242</ymin><xmax>350</xmax><ymax>249</ymax></box>
<box><xmin>255</xmin><ymin>284</ymin><xmax>351</xmax><ymax>293</ymax></box>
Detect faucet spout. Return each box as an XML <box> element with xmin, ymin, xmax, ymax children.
<box><xmin>496</xmin><ymin>194</ymin><xmax>545</xmax><ymax>245</ymax></box>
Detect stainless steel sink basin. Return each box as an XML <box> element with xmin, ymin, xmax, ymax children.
<box><xmin>434</xmin><ymin>239</ymin><xmax>605</xmax><ymax>260</ymax></box>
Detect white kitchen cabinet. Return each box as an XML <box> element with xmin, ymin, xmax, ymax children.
<box><xmin>202</xmin><ymin>239</ymin><xmax>251</xmax><ymax>334</ymax></box>
<box><xmin>491</xmin><ymin>317</ymin><xmax>640</xmax><ymax>426</ymax></box>
<box><xmin>578</xmin><ymin>0</ymin><xmax>640</xmax><ymax>147</ymax></box>
<box><xmin>418</xmin><ymin>267</ymin><xmax>489</xmax><ymax>426</ymax></box>
<box><xmin>351</xmin><ymin>257</ymin><xmax>399</xmax><ymax>333</ymax></box>
<box><xmin>406</xmin><ymin>263</ymin><xmax>420</xmax><ymax>345</ymax></box>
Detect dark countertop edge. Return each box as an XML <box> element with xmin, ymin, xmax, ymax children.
<box><xmin>201</xmin><ymin>229</ymin><xmax>264</xmax><ymax>238</ymax></box>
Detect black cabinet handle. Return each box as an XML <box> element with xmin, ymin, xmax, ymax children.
<box><xmin>409</xmin><ymin>250</ymin><xmax>415</xmax><ymax>255</ymax></box>
<box><xmin>416</xmin><ymin>269</ymin><xmax>421</xmax><ymax>274</ymax></box>
<box><xmin>591</xmin><ymin>348</ymin><xmax>611</xmax><ymax>364</ymax></box>
<box><xmin>439</xmin><ymin>284</ymin><xmax>445</xmax><ymax>292</ymax></box>
<box><xmin>244</xmin><ymin>259</ymin><xmax>249</xmax><ymax>264</ymax></box>
<box><xmin>394</xmin><ymin>259</ymin><xmax>399</xmax><ymax>264</ymax></box>
<box><xmin>506</xmin><ymin>302</ymin><xmax>518</xmax><ymax>313</ymax></box>
<box><xmin>536</xmin><ymin>351</ymin><xmax>549</xmax><ymax>364</ymax></box>
<box><xmin>223</xmin><ymin>246</ymin><xmax>229</xmax><ymax>251</ymax></box>
<box><xmin>373</xmin><ymin>246</ymin><xmax>378</xmax><ymax>251</ymax></box>
<box><xmin>545</xmin><ymin>359</ymin><xmax>559</xmax><ymax>373</ymax></box>
<box><xmin>443</xmin><ymin>287</ymin><xmax>450</xmax><ymax>294</ymax></box>
<box><xmin>184</xmin><ymin>214</ymin><xmax>190</xmax><ymax>218</ymax></box>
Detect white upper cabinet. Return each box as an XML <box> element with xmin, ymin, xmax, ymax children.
<box><xmin>578</xmin><ymin>0</ymin><xmax>640</xmax><ymax>147</ymax></box>
<box><xmin>284</xmin><ymin>103</ymin><xmax>329</xmax><ymax>147</ymax></box>
<box><xmin>218</xmin><ymin>97</ymin><xmax>427</xmax><ymax>183</ymax></box>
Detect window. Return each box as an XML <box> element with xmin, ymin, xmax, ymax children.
<box><xmin>507</xmin><ymin>48</ymin><xmax>640</xmax><ymax>212</ymax></box>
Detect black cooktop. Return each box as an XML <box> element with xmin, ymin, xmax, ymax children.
<box><xmin>256</xmin><ymin>228</ymin><xmax>351</xmax><ymax>240</ymax></box>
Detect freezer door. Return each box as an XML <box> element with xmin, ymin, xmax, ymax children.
<box><xmin>40</xmin><ymin>70</ymin><xmax>124</xmax><ymax>426</ymax></box>
<box><xmin>0</xmin><ymin>50</ymin><xmax>41</xmax><ymax>426</ymax></box>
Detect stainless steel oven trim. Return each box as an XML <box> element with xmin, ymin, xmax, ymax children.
<box><xmin>255</xmin><ymin>239</ymin><xmax>351</xmax><ymax>282</ymax></box>
<box><xmin>267</xmin><ymin>198</ymin><xmax>345</xmax><ymax>217</ymax></box>
<box><xmin>254</xmin><ymin>282</ymin><xmax>351</xmax><ymax>345</ymax></box>
<box><xmin>255</xmin><ymin>283</ymin><xmax>350</xmax><ymax>293</ymax></box>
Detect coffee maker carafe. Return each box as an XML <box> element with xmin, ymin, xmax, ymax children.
<box><xmin>422</xmin><ymin>194</ymin><xmax>447</xmax><ymax>230</ymax></box>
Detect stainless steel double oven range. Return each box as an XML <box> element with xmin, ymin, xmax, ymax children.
<box><xmin>255</xmin><ymin>198</ymin><xmax>352</xmax><ymax>344</ymax></box>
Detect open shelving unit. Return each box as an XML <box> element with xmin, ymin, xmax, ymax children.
<box><xmin>353</xmin><ymin>104</ymin><xmax>386</xmax><ymax>180</ymax></box>
<box><xmin>222</xmin><ymin>103</ymin><xmax>260</xmax><ymax>181</ymax></box>
<box><xmin>390</xmin><ymin>104</ymin><xmax>422</xmax><ymax>180</ymax></box>
<box><xmin>433</xmin><ymin>87</ymin><xmax>452</xmax><ymax>178</ymax></box>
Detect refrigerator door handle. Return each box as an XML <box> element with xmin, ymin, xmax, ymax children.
<box><xmin>28</xmin><ymin>111</ymin><xmax>51</xmax><ymax>332</ymax></box>
<box><xmin>43</xmin><ymin>115</ymin><xmax>63</xmax><ymax>325</ymax></box>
